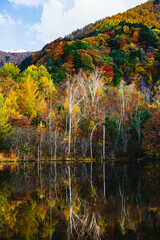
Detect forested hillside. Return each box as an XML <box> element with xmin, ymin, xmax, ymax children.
<box><xmin>0</xmin><ymin>0</ymin><xmax>159</xmax><ymax>160</ymax></box>
<box><xmin>21</xmin><ymin>0</ymin><xmax>160</xmax><ymax>88</ymax></box>
<box><xmin>0</xmin><ymin>51</ymin><xmax>34</xmax><ymax>68</ymax></box>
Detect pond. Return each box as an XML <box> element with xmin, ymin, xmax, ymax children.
<box><xmin>0</xmin><ymin>160</ymin><xmax>159</xmax><ymax>240</ymax></box>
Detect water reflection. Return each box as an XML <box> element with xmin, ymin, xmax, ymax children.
<box><xmin>0</xmin><ymin>160</ymin><xmax>159</xmax><ymax>240</ymax></box>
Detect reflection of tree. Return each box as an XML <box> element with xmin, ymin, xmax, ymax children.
<box><xmin>0</xmin><ymin>161</ymin><xmax>160</xmax><ymax>239</ymax></box>
<box><xmin>66</xmin><ymin>162</ymin><xmax>101</xmax><ymax>240</ymax></box>
<box><xmin>19</xmin><ymin>200</ymin><xmax>39</xmax><ymax>240</ymax></box>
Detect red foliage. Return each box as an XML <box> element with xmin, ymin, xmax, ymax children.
<box><xmin>9</xmin><ymin>116</ymin><xmax>32</xmax><ymax>128</ymax></box>
<box><xmin>146</xmin><ymin>52</ymin><xmax>153</xmax><ymax>58</ymax></box>
<box><xmin>148</xmin><ymin>66</ymin><xmax>158</xmax><ymax>75</ymax></box>
<box><xmin>101</xmin><ymin>64</ymin><xmax>114</xmax><ymax>77</ymax></box>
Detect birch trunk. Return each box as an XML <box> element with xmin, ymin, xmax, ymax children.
<box><xmin>54</xmin><ymin>126</ymin><xmax>57</xmax><ymax>160</ymax></box>
<box><xmin>90</xmin><ymin>123</ymin><xmax>98</xmax><ymax>159</ymax></box>
<box><xmin>67</xmin><ymin>111</ymin><xmax>72</xmax><ymax>159</ymax></box>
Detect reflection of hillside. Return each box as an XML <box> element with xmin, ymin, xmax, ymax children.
<box><xmin>0</xmin><ymin>162</ymin><xmax>18</xmax><ymax>171</ymax></box>
<box><xmin>0</xmin><ymin>161</ymin><xmax>159</xmax><ymax>239</ymax></box>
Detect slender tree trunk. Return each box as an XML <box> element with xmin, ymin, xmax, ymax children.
<box><xmin>38</xmin><ymin>145</ymin><xmax>40</xmax><ymax>177</ymax></box>
<box><xmin>54</xmin><ymin>161</ymin><xmax>57</xmax><ymax>198</ymax></box>
<box><xmin>138</xmin><ymin>113</ymin><xmax>141</xmax><ymax>144</ymax></box>
<box><xmin>68</xmin><ymin>111</ymin><xmax>72</xmax><ymax>159</ymax></box>
<box><xmin>74</xmin><ymin>137</ymin><xmax>76</xmax><ymax>155</ymax></box>
<box><xmin>103</xmin><ymin>124</ymin><xmax>105</xmax><ymax>160</ymax></box>
<box><xmin>24</xmin><ymin>153</ymin><xmax>26</xmax><ymax>170</ymax></box>
<box><xmin>67</xmin><ymin>163</ymin><xmax>72</xmax><ymax>239</ymax></box>
<box><xmin>90</xmin><ymin>123</ymin><xmax>98</xmax><ymax>159</ymax></box>
<box><xmin>65</xmin><ymin>114</ymin><xmax>67</xmax><ymax>136</ymax></box>
<box><xmin>90</xmin><ymin>162</ymin><xmax>93</xmax><ymax>190</ymax></box>
<box><xmin>49</xmin><ymin>182</ymin><xmax>52</xmax><ymax>238</ymax></box>
<box><xmin>103</xmin><ymin>162</ymin><xmax>106</xmax><ymax>198</ymax></box>
<box><xmin>50</xmin><ymin>154</ymin><xmax>53</xmax><ymax>176</ymax></box>
<box><xmin>68</xmin><ymin>163</ymin><xmax>72</xmax><ymax>209</ymax></box>
<box><xmin>40</xmin><ymin>134</ymin><xmax>42</xmax><ymax>159</ymax></box>
<box><xmin>49</xmin><ymin>84</ymin><xmax>52</xmax><ymax>159</ymax></box>
<box><xmin>54</xmin><ymin>126</ymin><xmax>57</xmax><ymax>160</ymax></box>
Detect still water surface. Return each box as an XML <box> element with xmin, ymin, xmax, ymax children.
<box><xmin>0</xmin><ymin>160</ymin><xmax>159</xmax><ymax>240</ymax></box>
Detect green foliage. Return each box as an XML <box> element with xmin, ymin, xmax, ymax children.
<box><xmin>0</xmin><ymin>188</ymin><xmax>10</xmax><ymax>227</ymax></box>
<box><xmin>20</xmin><ymin>55</ymin><xmax>32</xmax><ymax>72</ymax></box>
<box><xmin>21</xmin><ymin>64</ymin><xmax>52</xmax><ymax>84</ymax></box>
<box><xmin>110</xmin><ymin>49</ymin><xmax>125</xmax><ymax>66</ymax></box>
<box><xmin>105</xmin><ymin>115</ymin><xmax>118</xmax><ymax>145</ymax></box>
<box><xmin>139</xmin><ymin>27</ymin><xmax>158</xmax><ymax>47</ymax></box>
<box><xmin>132</xmin><ymin>108</ymin><xmax>150</xmax><ymax>130</ymax></box>
<box><xmin>70</xmin><ymin>39</ymin><xmax>94</xmax><ymax>51</ymax></box>
<box><xmin>0</xmin><ymin>63</ymin><xmax>20</xmax><ymax>81</ymax></box>
<box><xmin>45</xmin><ymin>61</ymin><xmax>67</xmax><ymax>84</ymax></box>
<box><xmin>113</xmin><ymin>65</ymin><xmax>123</xmax><ymax>85</ymax></box>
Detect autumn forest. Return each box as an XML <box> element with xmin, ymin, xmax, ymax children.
<box><xmin>0</xmin><ymin>0</ymin><xmax>160</xmax><ymax>160</ymax></box>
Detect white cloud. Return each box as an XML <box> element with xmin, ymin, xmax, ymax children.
<box><xmin>4</xmin><ymin>49</ymin><xmax>27</xmax><ymax>52</ymax></box>
<box><xmin>9</xmin><ymin>0</ymin><xmax>45</xmax><ymax>7</ymax></box>
<box><xmin>0</xmin><ymin>14</ymin><xmax>6</xmax><ymax>25</ymax></box>
<box><xmin>31</xmin><ymin>0</ymin><xmax>126</xmax><ymax>43</ymax></box>
<box><xmin>0</xmin><ymin>13</ymin><xmax>20</xmax><ymax>25</ymax></box>
<box><xmin>30</xmin><ymin>0</ymin><xmax>147</xmax><ymax>44</ymax></box>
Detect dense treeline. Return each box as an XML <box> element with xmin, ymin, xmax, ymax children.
<box><xmin>21</xmin><ymin>20</ymin><xmax>160</xmax><ymax>88</ymax></box>
<box><xmin>0</xmin><ymin>63</ymin><xmax>159</xmax><ymax>159</ymax></box>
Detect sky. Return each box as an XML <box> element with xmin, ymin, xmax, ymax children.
<box><xmin>0</xmin><ymin>0</ymin><xmax>147</xmax><ymax>52</ymax></box>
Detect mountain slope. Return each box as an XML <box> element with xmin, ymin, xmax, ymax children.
<box><xmin>20</xmin><ymin>0</ymin><xmax>160</xmax><ymax>87</ymax></box>
<box><xmin>0</xmin><ymin>51</ymin><xmax>34</xmax><ymax>68</ymax></box>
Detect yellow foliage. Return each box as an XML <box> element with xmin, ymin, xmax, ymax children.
<box><xmin>123</xmin><ymin>25</ymin><xmax>131</xmax><ymax>34</ymax></box>
<box><xmin>115</xmin><ymin>26</ymin><xmax>122</xmax><ymax>31</ymax></box>
<box><xmin>104</xmin><ymin>76</ymin><xmax>113</xmax><ymax>85</ymax></box>
<box><xmin>47</xmin><ymin>110</ymin><xmax>55</xmax><ymax>121</ymax></box>
<box><xmin>20</xmin><ymin>75</ymin><xmax>41</xmax><ymax>119</ymax></box>
<box><xmin>63</xmin><ymin>179</ymin><xmax>69</xmax><ymax>185</ymax></box>
<box><xmin>5</xmin><ymin>89</ymin><xmax>22</xmax><ymax>118</ymax></box>
<box><xmin>119</xmin><ymin>220</ymin><xmax>126</xmax><ymax>236</ymax></box>
<box><xmin>72</xmin><ymin>105</ymin><xmax>81</xmax><ymax>115</ymax></box>
<box><xmin>155</xmin><ymin>35</ymin><xmax>160</xmax><ymax>42</ymax></box>
<box><xmin>37</xmin><ymin>205</ymin><xmax>47</xmax><ymax>221</ymax></box>
<box><xmin>48</xmin><ymin>199</ymin><xmax>56</xmax><ymax>208</ymax></box>
<box><xmin>89</xmin><ymin>120</ymin><xmax>95</xmax><ymax>131</ymax></box>
<box><xmin>147</xmin><ymin>57</ymin><xmax>155</xmax><ymax>67</ymax></box>
<box><xmin>149</xmin><ymin>103</ymin><xmax>157</xmax><ymax>109</ymax></box>
<box><xmin>64</xmin><ymin>98</ymin><xmax>69</xmax><ymax>110</ymax></box>
<box><xmin>63</xmin><ymin>136</ymin><xmax>69</xmax><ymax>143</ymax></box>
<box><xmin>63</xmin><ymin>208</ymin><xmax>70</xmax><ymax>220</ymax></box>
<box><xmin>148</xmin><ymin>74</ymin><xmax>153</xmax><ymax>85</ymax></box>
<box><xmin>37</xmin><ymin>99</ymin><xmax>48</xmax><ymax>117</ymax></box>
<box><xmin>37</xmin><ymin>123</ymin><xmax>46</xmax><ymax>135</ymax></box>
<box><xmin>72</xmin><ymin>202</ymin><xmax>81</xmax><ymax>214</ymax></box>
<box><xmin>135</xmin><ymin>66</ymin><xmax>146</xmax><ymax>74</ymax></box>
<box><xmin>53</xmin><ymin>41</ymin><xmax>66</xmax><ymax>61</ymax></box>
<box><xmin>27</xmin><ymin>65</ymin><xmax>38</xmax><ymax>71</ymax></box>
<box><xmin>40</xmin><ymin>76</ymin><xmax>57</xmax><ymax>96</ymax></box>
<box><xmin>132</xmin><ymin>31</ymin><xmax>139</xmax><ymax>42</ymax></box>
